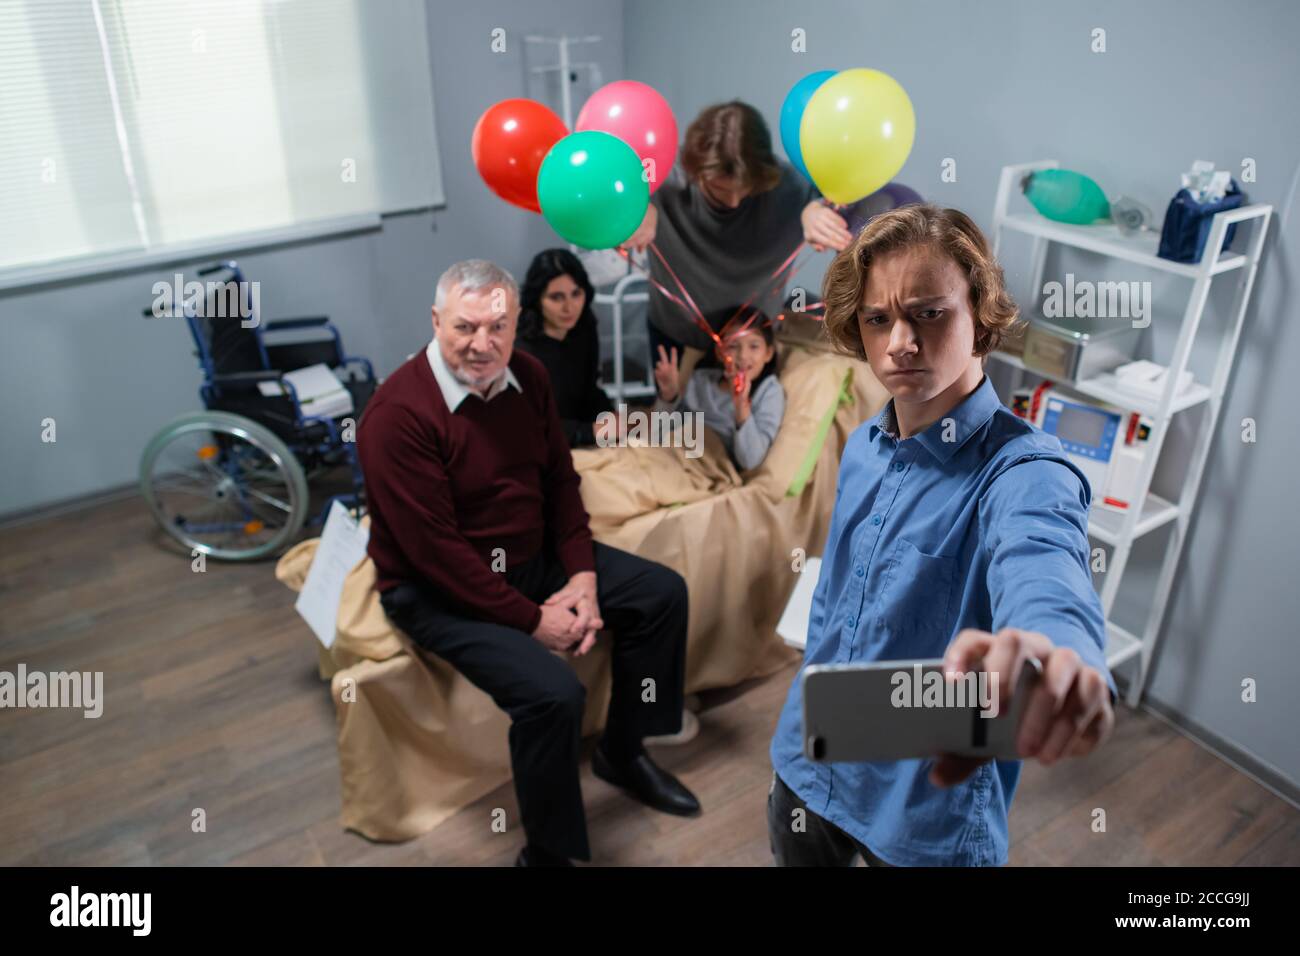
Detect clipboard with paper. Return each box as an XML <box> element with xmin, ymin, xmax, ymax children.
<box><xmin>294</xmin><ymin>501</ymin><xmax>369</xmax><ymax>648</ymax></box>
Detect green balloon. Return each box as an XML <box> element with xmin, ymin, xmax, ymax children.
<box><xmin>537</xmin><ymin>130</ymin><xmax>649</xmax><ymax>249</ymax></box>
<box><xmin>1022</xmin><ymin>169</ymin><xmax>1110</xmax><ymax>225</ymax></box>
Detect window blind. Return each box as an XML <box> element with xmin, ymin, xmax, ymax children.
<box><xmin>0</xmin><ymin>0</ymin><xmax>443</xmax><ymax>281</ymax></box>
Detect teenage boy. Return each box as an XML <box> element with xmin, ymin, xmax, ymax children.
<box><xmin>769</xmin><ymin>205</ymin><xmax>1116</xmax><ymax>867</ymax></box>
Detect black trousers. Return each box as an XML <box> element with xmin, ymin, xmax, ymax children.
<box><xmin>767</xmin><ymin>772</ymin><xmax>894</xmax><ymax>867</ymax></box>
<box><xmin>379</xmin><ymin>542</ymin><xmax>687</xmax><ymax>861</ymax></box>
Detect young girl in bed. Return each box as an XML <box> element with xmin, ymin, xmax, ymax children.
<box><xmin>653</xmin><ymin>309</ymin><xmax>785</xmax><ymax>471</ymax></box>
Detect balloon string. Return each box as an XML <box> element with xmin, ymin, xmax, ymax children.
<box><xmin>721</xmin><ymin>242</ymin><xmax>804</xmax><ymax>331</ymax></box>
<box><xmin>618</xmin><ymin>236</ymin><xmax>822</xmax><ymax>373</ymax></box>
<box><xmin>616</xmin><ymin>244</ymin><xmax>723</xmax><ymax>353</ymax></box>
<box><xmin>614</xmin><ymin>247</ymin><xmax>701</xmax><ymax>328</ymax></box>
<box><xmin>717</xmin><ymin>241</ymin><xmax>808</xmax><ymax>343</ymax></box>
<box><xmin>705</xmin><ymin>240</ymin><xmax>807</xmax><ymax>378</ymax></box>
<box><xmin>646</xmin><ymin>242</ymin><xmax>718</xmax><ymax>347</ymax></box>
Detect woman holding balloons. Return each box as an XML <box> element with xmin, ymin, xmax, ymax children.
<box><xmin>622</xmin><ymin>99</ymin><xmax>853</xmax><ymax>364</ymax></box>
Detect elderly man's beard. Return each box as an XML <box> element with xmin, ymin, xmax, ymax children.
<box><xmin>452</xmin><ymin>358</ymin><xmax>501</xmax><ymax>390</ymax></box>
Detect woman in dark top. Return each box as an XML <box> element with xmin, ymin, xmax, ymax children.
<box><xmin>515</xmin><ymin>249</ymin><xmax>614</xmax><ymax>448</ymax></box>
<box><xmin>622</xmin><ymin>101</ymin><xmax>852</xmax><ymax>358</ymax></box>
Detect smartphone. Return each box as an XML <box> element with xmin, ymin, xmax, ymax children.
<box><xmin>801</xmin><ymin>657</ymin><xmax>1041</xmax><ymax>763</ymax></box>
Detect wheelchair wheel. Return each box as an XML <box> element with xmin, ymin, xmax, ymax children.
<box><xmin>139</xmin><ymin>411</ymin><xmax>310</xmax><ymax>561</ymax></box>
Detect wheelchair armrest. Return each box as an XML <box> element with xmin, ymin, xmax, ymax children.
<box><xmin>210</xmin><ymin>370</ymin><xmax>283</xmax><ymax>385</ymax></box>
<box><xmin>339</xmin><ymin>355</ymin><xmax>376</xmax><ymax>382</ymax></box>
<box><xmin>209</xmin><ymin>369</ymin><xmax>303</xmax><ymax>411</ymax></box>
<box><xmin>264</xmin><ymin>316</ymin><xmax>330</xmax><ymax>332</ymax></box>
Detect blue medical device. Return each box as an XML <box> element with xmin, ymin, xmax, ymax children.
<box><xmin>1041</xmin><ymin>396</ymin><xmax>1121</xmax><ymax>461</ymax></box>
<box><xmin>1034</xmin><ymin>392</ymin><xmax>1151</xmax><ymax>513</ymax></box>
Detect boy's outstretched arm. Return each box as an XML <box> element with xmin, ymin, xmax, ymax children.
<box><xmin>932</xmin><ymin>456</ymin><xmax>1117</xmax><ymax>787</ymax></box>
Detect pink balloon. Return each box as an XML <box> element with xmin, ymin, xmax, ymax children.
<box><xmin>575</xmin><ymin>80</ymin><xmax>677</xmax><ymax>195</ymax></box>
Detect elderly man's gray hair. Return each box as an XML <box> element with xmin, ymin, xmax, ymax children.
<box><xmin>435</xmin><ymin>259</ymin><xmax>518</xmax><ymax>308</ymax></box>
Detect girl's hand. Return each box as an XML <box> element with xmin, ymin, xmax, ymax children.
<box><xmin>801</xmin><ymin>200</ymin><xmax>853</xmax><ymax>253</ymax></box>
<box><xmin>654</xmin><ymin>345</ymin><xmax>680</xmax><ymax>402</ymax></box>
<box><xmin>732</xmin><ymin>370</ymin><xmax>752</xmax><ymax>424</ymax></box>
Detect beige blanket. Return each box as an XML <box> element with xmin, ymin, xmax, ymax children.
<box><xmin>573</xmin><ymin>429</ymin><xmax>741</xmax><ymax>535</ymax></box>
<box><xmin>276</xmin><ymin>345</ymin><xmax>889</xmax><ymax>840</ymax></box>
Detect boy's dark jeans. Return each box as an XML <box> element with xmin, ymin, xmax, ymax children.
<box><xmin>767</xmin><ymin>771</ymin><xmax>895</xmax><ymax>867</ymax></box>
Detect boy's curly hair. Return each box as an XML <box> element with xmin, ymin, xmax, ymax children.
<box><xmin>821</xmin><ymin>204</ymin><xmax>1021</xmax><ymax>359</ymax></box>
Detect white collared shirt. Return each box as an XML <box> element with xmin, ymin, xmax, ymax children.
<box><xmin>425</xmin><ymin>339</ymin><xmax>522</xmax><ymax>411</ymax></box>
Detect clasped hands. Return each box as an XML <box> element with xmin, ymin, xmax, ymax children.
<box><xmin>532</xmin><ymin>571</ymin><xmax>602</xmax><ymax>656</ymax></box>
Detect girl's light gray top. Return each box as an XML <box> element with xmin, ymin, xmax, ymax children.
<box><xmin>658</xmin><ymin>368</ymin><xmax>785</xmax><ymax>471</ymax></box>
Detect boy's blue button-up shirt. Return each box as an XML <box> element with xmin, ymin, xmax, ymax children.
<box><xmin>770</xmin><ymin>374</ymin><xmax>1114</xmax><ymax>866</ymax></box>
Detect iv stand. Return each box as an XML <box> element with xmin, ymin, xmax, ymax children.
<box><xmin>523</xmin><ymin>34</ymin><xmax>602</xmax><ymax>130</ymax></box>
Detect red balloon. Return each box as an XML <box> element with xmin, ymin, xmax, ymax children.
<box><xmin>471</xmin><ymin>99</ymin><xmax>567</xmax><ymax>213</ymax></box>
<box><xmin>576</xmin><ymin>81</ymin><xmax>677</xmax><ymax>195</ymax></box>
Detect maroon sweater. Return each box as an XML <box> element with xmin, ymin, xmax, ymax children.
<box><xmin>357</xmin><ymin>347</ymin><xmax>595</xmax><ymax>633</ymax></box>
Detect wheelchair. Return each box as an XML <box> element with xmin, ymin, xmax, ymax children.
<box><xmin>139</xmin><ymin>261</ymin><xmax>375</xmax><ymax>561</ymax></box>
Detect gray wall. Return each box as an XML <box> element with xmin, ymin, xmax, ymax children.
<box><xmin>625</xmin><ymin>0</ymin><xmax>1300</xmax><ymax>789</ymax></box>
<box><xmin>0</xmin><ymin>0</ymin><xmax>623</xmax><ymax>513</ymax></box>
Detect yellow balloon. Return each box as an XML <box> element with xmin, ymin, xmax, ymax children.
<box><xmin>800</xmin><ymin>68</ymin><xmax>915</xmax><ymax>205</ymax></box>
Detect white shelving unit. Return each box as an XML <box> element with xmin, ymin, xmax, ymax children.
<box><xmin>989</xmin><ymin>160</ymin><xmax>1272</xmax><ymax>706</ymax></box>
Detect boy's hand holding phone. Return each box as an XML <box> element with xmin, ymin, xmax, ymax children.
<box><xmin>931</xmin><ymin>627</ymin><xmax>1115</xmax><ymax>787</ymax></box>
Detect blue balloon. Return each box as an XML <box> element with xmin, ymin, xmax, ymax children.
<box><xmin>780</xmin><ymin>70</ymin><xmax>837</xmax><ymax>182</ymax></box>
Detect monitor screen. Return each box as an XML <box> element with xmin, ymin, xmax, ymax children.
<box><xmin>1055</xmin><ymin>404</ymin><xmax>1108</xmax><ymax>447</ymax></box>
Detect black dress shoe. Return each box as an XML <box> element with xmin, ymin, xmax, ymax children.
<box><xmin>514</xmin><ymin>845</ymin><xmax>573</xmax><ymax>867</ymax></box>
<box><xmin>592</xmin><ymin>745</ymin><xmax>701</xmax><ymax>816</ymax></box>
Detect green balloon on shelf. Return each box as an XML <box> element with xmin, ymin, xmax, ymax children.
<box><xmin>537</xmin><ymin>130</ymin><xmax>649</xmax><ymax>249</ymax></box>
<box><xmin>1021</xmin><ymin>169</ymin><xmax>1110</xmax><ymax>225</ymax></box>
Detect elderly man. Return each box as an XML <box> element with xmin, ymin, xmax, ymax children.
<box><xmin>358</xmin><ymin>259</ymin><xmax>698</xmax><ymax>867</ymax></box>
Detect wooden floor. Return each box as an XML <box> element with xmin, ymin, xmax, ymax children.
<box><xmin>2</xmin><ymin>493</ymin><xmax>1297</xmax><ymax>867</ymax></box>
